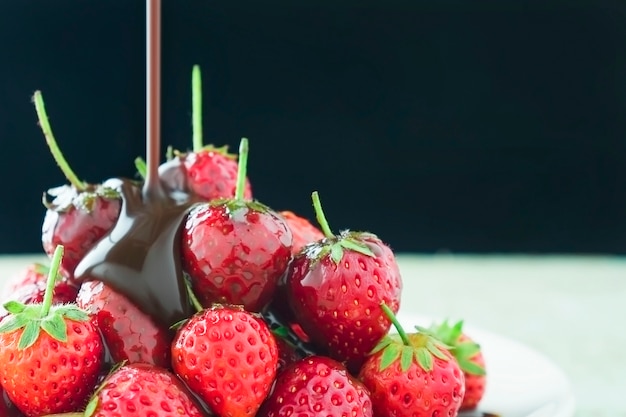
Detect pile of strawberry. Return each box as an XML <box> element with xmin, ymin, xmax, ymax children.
<box><xmin>0</xmin><ymin>66</ymin><xmax>486</xmax><ymax>417</ymax></box>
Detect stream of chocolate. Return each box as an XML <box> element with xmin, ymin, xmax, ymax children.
<box><xmin>73</xmin><ymin>0</ymin><xmax>197</xmax><ymax>328</ymax></box>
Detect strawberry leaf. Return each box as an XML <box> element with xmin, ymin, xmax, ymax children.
<box><xmin>0</xmin><ymin>314</ymin><xmax>28</xmax><ymax>333</ymax></box>
<box><xmin>3</xmin><ymin>301</ymin><xmax>27</xmax><ymax>315</ymax></box>
<box><xmin>330</xmin><ymin>243</ymin><xmax>344</xmax><ymax>264</ymax></box>
<box><xmin>272</xmin><ymin>326</ymin><xmax>289</xmax><ymax>338</ymax></box>
<box><xmin>426</xmin><ymin>339</ymin><xmax>450</xmax><ymax>361</ymax></box>
<box><xmin>400</xmin><ymin>345</ymin><xmax>413</xmax><ymax>372</ymax></box>
<box><xmin>459</xmin><ymin>359</ymin><xmax>486</xmax><ymax>376</ymax></box>
<box><xmin>84</xmin><ymin>395</ymin><xmax>98</xmax><ymax>417</ymax></box>
<box><xmin>453</xmin><ymin>341</ymin><xmax>481</xmax><ymax>358</ymax></box>
<box><xmin>415</xmin><ymin>347</ymin><xmax>433</xmax><ymax>372</ymax></box>
<box><xmin>41</xmin><ymin>314</ymin><xmax>68</xmax><ymax>342</ymax></box>
<box><xmin>54</xmin><ymin>305</ymin><xmax>90</xmax><ymax>321</ymax></box>
<box><xmin>33</xmin><ymin>263</ymin><xmax>51</xmax><ymax>276</ymax></box>
<box><xmin>370</xmin><ymin>336</ymin><xmax>393</xmax><ymax>355</ymax></box>
<box><xmin>18</xmin><ymin>320</ymin><xmax>41</xmax><ymax>350</ymax></box>
<box><xmin>380</xmin><ymin>343</ymin><xmax>402</xmax><ymax>370</ymax></box>
<box><xmin>339</xmin><ymin>238</ymin><xmax>375</xmax><ymax>258</ymax></box>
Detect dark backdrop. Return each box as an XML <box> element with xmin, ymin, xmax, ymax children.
<box><xmin>1</xmin><ymin>0</ymin><xmax>626</xmax><ymax>254</ymax></box>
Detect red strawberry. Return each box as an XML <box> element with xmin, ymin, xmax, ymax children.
<box><xmin>0</xmin><ymin>246</ymin><xmax>104</xmax><ymax>417</ymax></box>
<box><xmin>0</xmin><ymin>262</ymin><xmax>78</xmax><ymax>319</ymax></box>
<box><xmin>181</xmin><ymin>138</ymin><xmax>292</xmax><ymax>311</ymax></box>
<box><xmin>257</xmin><ymin>355</ymin><xmax>373</xmax><ymax>417</ymax></box>
<box><xmin>172</xmin><ymin>304</ymin><xmax>278</xmax><ymax>417</ymax></box>
<box><xmin>429</xmin><ymin>319</ymin><xmax>486</xmax><ymax>411</ymax></box>
<box><xmin>358</xmin><ymin>305</ymin><xmax>465</xmax><ymax>417</ymax></box>
<box><xmin>34</xmin><ymin>91</ymin><xmax>121</xmax><ymax>281</ymax></box>
<box><xmin>284</xmin><ymin>191</ymin><xmax>402</xmax><ymax>372</ymax></box>
<box><xmin>76</xmin><ymin>280</ymin><xmax>172</xmax><ymax>368</ymax></box>
<box><xmin>85</xmin><ymin>363</ymin><xmax>207</xmax><ymax>417</ymax></box>
<box><xmin>156</xmin><ymin>65</ymin><xmax>252</xmax><ymax>202</ymax></box>
<box><xmin>0</xmin><ymin>386</ymin><xmax>24</xmax><ymax>417</ymax></box>
<box><xmin>279</xmin><ymin>210</ymin><xmax>324</xmax><ymax>255</ymax></box>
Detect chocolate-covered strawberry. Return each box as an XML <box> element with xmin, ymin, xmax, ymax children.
<box><xmin>157</xmin><ymin>65</ymin><xmax>252</xmax><ymax>201</ymax></box>
<box><xmin>284</xmin><ymin>191</ymin><xmax>402</xmax><ymax>372</ymax></box>
<box><xmin>34</xmin><ymin>91</ymin><xmax>121</xmax><ymax>280</ymax></box>
<box><xmin>181</xmin><ymin>138</ymin><xmax>292</xmax><ymax>311</ymax></box>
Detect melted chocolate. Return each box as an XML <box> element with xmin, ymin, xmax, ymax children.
<box><xmin>74</xmin><ymin>178</ymin><xmax>199</xmax><ymax>328</ymax></box>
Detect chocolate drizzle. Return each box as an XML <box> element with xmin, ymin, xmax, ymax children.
<box><xmin>74</xmin><ymin>178</ymin><xmax>199</xmax><ymax>327</ymax></box>
<box><xmin>74</xmin><ymin>0</ymin><xmax>197</xmax><ymax>328</ymax></box>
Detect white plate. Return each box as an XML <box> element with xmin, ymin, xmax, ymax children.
<box><xmin>397</xmin><ymin>312</ymin><xmax>576</xmax><ymax>417</ymax></box>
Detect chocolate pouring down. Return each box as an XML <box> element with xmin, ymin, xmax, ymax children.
<box><xmin>74</xmin><ymin>0</ymin><xmax>197</xmax><ymax>328</ymax></box>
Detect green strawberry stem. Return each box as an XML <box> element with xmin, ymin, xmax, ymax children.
<box><xmin>0</xmin><ymin>244</ymin><xmax>90</xmax><ymax>349</ymax></box>
<box><xmin>32</xmin><ymin>91</ymin><xmax>86</xmax><ymax>191</ymax></box>
<box><xmin>381</xmin><ymin>303</ymin><xmax>410</xmax><ymax>346</ymax></box>
<box><xmin>234</xmin><ymin>137</ymin><xmax>249</xmax><ymax>200</ymax></box>
<box><xmin>311</xmin><ymin>191</ymin><xmax>334</xmax><ymax>239</ymax></box>
<box><xmin>186</xmin><ymin>282</ymin><xmax>204</xmax><ymax>313</ymax></box>
<box><xmin>135</xmin><ymin>156</ymin><xmax>147</xmax><ymax>179</ymax></box>
<box><xmin>40</xmin><ymin>246</ymin><xmax>64</xmax><ymax>317</ymax></box>
<box><xmin>192</xmin><ymin>64</ymin><xmax>203</xmax><ymax>152</ymax></box>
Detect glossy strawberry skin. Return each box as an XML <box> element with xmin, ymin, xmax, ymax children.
<box><xmin>182</xmin><ymin>201</ymin><xmax>292</xmax><ymax>311</ymax></box>
<box><xmin>76</xmin><ymin>280</ymin><xmax>172</xmax><ymax>369</ymax></box>
<box><xmin>258</xmin><ymin>355</ymin><xmax>373</xmax><ymax>417</ymax></box>
<box><xmin>184</xmin><ymin>149</ymin><xmax>253</xmax><ymax>201</ymax></box>
<box><xmin>279</xmin><ymin>211</ymin><xmax>324</xmax><ymax>255</ymax></box>
<box><xmin>0</xmin><ymin>263</ymin><xmax>78</xmax><ymax>320</ymax></box>
<box><xmin>286</xmin><ymin>234</ymin><xmax>402</xmax><ymax>372</ymax></box>
<box><xmin>359</xmin><ymin>347</ymin><xmax>465</xmax><ymax>417</ymax></box>
<box><xmin>0</xmin><ymin>316</ymin><xmax>104</xmax><ymax>416</ymax></box>
<box><xmin>42</xmin><ymin>185</ymin><xmax>120</xmax><ymax>280</ymax></box>
<box><xmin>90</xmin><ymin>363</ymin><xmax>206</xmax><ymax>417</ymax></box>
<box><xmin>172</xmin><ymin>305</ymin><xmax>278</xmax><ymax>417</ymax></box>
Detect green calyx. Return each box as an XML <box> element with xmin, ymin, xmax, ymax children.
<box><xmin>370</xmin><ymin>304</ymin><xmax>451</xmax><ymax>373</ymax></box>
<box><xmin>33</xmin><ymin>91</ymin><xmax>87</xmax><ymax>192</ymax></box>
<box><xmin>307</xmin><ymin>191</ymin><xmax>376</xmax><ymax>264</ymax></box>
<box><xmin>42</xmin><ymin>184</ymin><xmax>120</xmax><ymax>213</ymax></box>
<box><xmin>0</xmin><ymin>246</ymin><xmax>89</xmax><ymax>350</ymax></box>
<box><xmin>429</xmin><ymin>319</ymin><xmax>486</xmax><ymax>376</ymax></box>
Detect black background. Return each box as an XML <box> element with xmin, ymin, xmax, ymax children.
<box><xmin>1</xmin><ymin>0</ymin><xmax>626</xmax><ymax>254</ymax></box>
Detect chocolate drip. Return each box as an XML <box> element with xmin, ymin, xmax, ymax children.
<box><xmin>74</xmin><ymin>178</ymin><xmax>199</xmax><ymax>327</ymax></box>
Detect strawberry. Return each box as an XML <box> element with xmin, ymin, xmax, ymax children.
<box><xmin>0</xmin><ymin>246</ymin><xmax>104</xmax><ymax>417</ymax></box>
<box><xmin>156</xmin><ymin>65</ymin><xmax>252</xmax><ymax>202</ymax></box>
<box><xmin>257</xmin><ymin>355</ymin><xmax>373</xmax><ymax>417</ymax></box>
<box><xmin>429</xmin><ymin>319</ymin><xmax>487</xmax><ymax>411</ymax></box>
<box><xmin>181</xmin><ymin>138</ymin><xmax>292</xmax><ymax>311</ymax></box>
<box><xmin>283</xmin><ymin>191</ymin><xmax>402</xmax><ymax>372</ymax></box>
<box><xmin>34</xmin><ymin>91</ymin><xmax>121</xmax><ymax>281</ymax></box>
<box><xmin>358</xmin><ymin>305</ymin><xmax>465</xmax><ymax>417</ymax></box>
<box><xmin>0</xmin><ymin>386</ymin><xmax>24</xmax><ymax>417</ymax></box>
<box><xmin>76</xmin><ymin>280</ymin><xmax>172</xmax><ymax>369</ymax></box>
<box><xmin>0</xmin><ymin>262</ymin><xmax>78</xmax><ymax>319</ymax></box>
<box><xmin>171</xmin><ymin>304</ymin><xmax>278</xmax><ymax>417</ymax></box>
<box><xmin>85</xmin><ymin>363</ymin><xmax>207</xmax><ymax>417</ymax></box>
<box><xmin>279</xmin><ymin>210</ymin><xmax>324</xmax><ymax>255</ymax></box>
